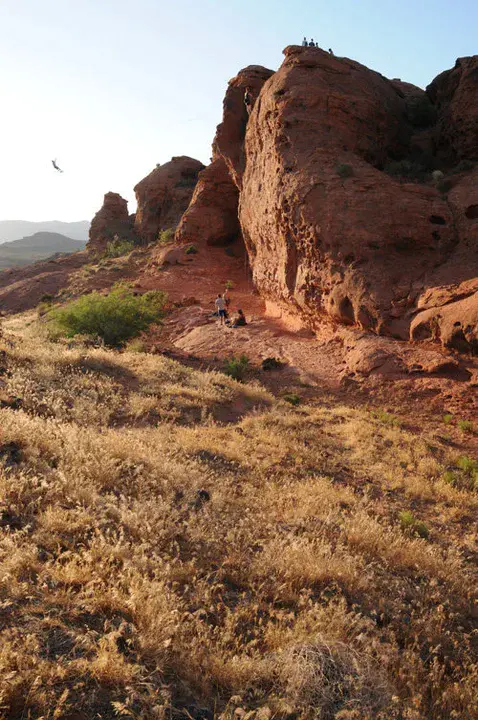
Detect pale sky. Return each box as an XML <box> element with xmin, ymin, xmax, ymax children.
<box><xmin>1</xmin><ymin>0</ymin><xmax>476</xmax><ymax>222</ymax></box>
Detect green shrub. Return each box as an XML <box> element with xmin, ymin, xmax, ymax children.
<box><xmin>456</xmin><ymin>456</ymin><xmax>478</xmax><ymax>473</ymax></box>
<box><xmin>158</xmin><ymin>228</ymin><xmax>175</xmax><ymax>245</ymax></box>
<box><xmin>399</xmin><ymin>510</ymin><xmax>429</xmax><ymax>539</ymax></box>
<box><xmin>47</xmin><ymin>284</ymin><xmax>167</xmax><ymax>348</ymax></box>
<box><xmin>437</xmin><ymin>178</ymin><xmax>454</xmax><ymax>194</ymax></box>
<box><xmin>225</xmin><ymin>280</ymin><xmax>234</xmax><ymax>290</ymax></box>
<box><xmin>371</xmin><ymin>409</ymin><xmax>400</xmax><ymax>427</ymax></box>
<box><xmin>443</xmin><ymin>413</ymin><xmax>454</xmax><ymax>425</ymax></box>
<box><xmin>384</xmin><ymin>159</ymin><xmax>429</xmax><ymax>182</ymax></box>
<box><xmin>336</xmin><ymin>163</ymin><xmax>354</xmax><ymax>179</ymax></box>
<box><xmin>406</xmin><ymin>96</ymin><xmax>437</xmax><ymax>128</ymax></box>
<box><xmin>457</xmin><ymin>419</ymin><xmax>474</xmax><ymax>434</ymax></box>
<box><xmin>284</xmin><ymin>393</ymin><xmax>301</xmax><ymax>406</ymax></box>
<box><xmin>223</xmin><ymin>355</ymin><xmax>249</xmax><ymax>382</ymax></box>
<box><xmin>105</xmin><ymin>237</ymin><xmax>135</xmax><ymax>258</ymax></box>
<box><xmin>451</xmin><ymin>159</ymin><xmax>474</xmax><ymax>174</ymax></box>
<box><xmin>262</xmin><ymin>357</ymin><xmax>284</xmax><ymax>371</ymax></box>
<box><xmin>185</xmin><ymin>244</ymin><xmax>198</xmax><ymax>255</ymax></box>
<box><xmin>443</xmin><ymin>456</ymin><xmax>478</xmax><ymax>491</ymax></box>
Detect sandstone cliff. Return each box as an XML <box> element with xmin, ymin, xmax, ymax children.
<box><xmin>134</xmin><ymin>156</ymin><xmax>205</xmax><ymax>244</ymax></box>
<box><xmin>209</xmin><ymin>45</ymin><xmax>478</xmax><ymax>352</ymax></box>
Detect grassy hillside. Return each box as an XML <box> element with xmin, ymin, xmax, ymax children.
<box><xmin>0</xmin><ymin>314</ymin><xmax>476</xmax><ymax>720</ymax></box>
<box><xmin>0</xmin><ymin>232</ymin><xmax>86</xmax><ymax>270</ymax></box>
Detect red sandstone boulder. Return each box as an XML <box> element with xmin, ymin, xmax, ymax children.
<box><xmin>175</xmin><ymin>158</ymin><xmax>240</xmax><ymax>246</ymax></box>
<box><xmin>427</xmin><ymin>56</ymin><xmax>478</xmax><ymax>163</ymax></box>
<box><xmin>238</xmin><ymin>46</ymin><xmax>458</xmax><ymax>339</ymax></box>
<box><xmin>87</xmin><ymin>192</ymin><xmax>136</xmax><ymax>256</ymax></box>
<box><xmin>134</xmin><ymin>157</ymin><xmax>205</xmax><ymax>244</ymax></box>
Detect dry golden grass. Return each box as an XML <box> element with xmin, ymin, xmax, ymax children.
<box><xmin>0</xmin><ymin>314</ymin><xmax>476</xmax><ymax>719</ymax></box>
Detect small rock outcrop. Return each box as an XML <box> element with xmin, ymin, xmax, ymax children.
<box><xmin>87</xmin><ymin>192</ymin><xmax>136</xmax><ymax>255</ymax></box>
<box><xmin>175</xmin><ymin>158</ymin><xmax>240</xmax><ymax>246</ymax></box>
<box><xmin>134</xmin><ymin>157</ymin><xmax>205</xmax><ymax>244</ymax></box>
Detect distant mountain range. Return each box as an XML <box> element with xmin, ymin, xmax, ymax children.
<box><xmin>0</xmin><ymin>232</ymin><xmax>86</xmax><ymax>270</ymax></box>
<box><xmin>0</xmin><ymin>220</ymin><xmax>90</xmax><ymax>244</ymax></box>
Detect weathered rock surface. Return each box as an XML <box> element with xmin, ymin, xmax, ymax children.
<box><xmin>427</xmin><ymin>56</ymin><xmax>478</xmax><ymax>163</ymax></box>
<box><xmin>175</xmin><ymin>158</ymin><xmax>240</xmax><ymax>246</ymax></box>
<box><xmin>213</xmin><ymin>65</ymin><xmax>274</xmax><ymax>188</ymax></box>
<box><xmin>213</xmin><ymin>45</ymin><xmax>478</xmax><ymax>353</ymax></box>
<box><xmin>87</xmin><ymin>192</ymin><xmax>137</xmax><ymax>255</ymax></box>
<box><xmin>134</xmin><ymin>157</ymin><xmax>205</xmax><ymax>244</ymax></box>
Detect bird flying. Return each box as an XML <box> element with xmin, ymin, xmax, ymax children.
<box><xmin>52</xmin><ymin>159</ymin><xmax>63</xmax><ymax>173</ymax></box>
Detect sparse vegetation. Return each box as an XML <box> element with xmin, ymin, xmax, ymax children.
<box><xmin>370</xmin><ymin>408</ymin><xmax>400</xmax><ymax>426</ymax></box>
<box><xmin>458</xmin><ymin>419</ymin><xmax>474</xmax><ymax>434</ymax></box>
<box><xmin>105</xmin><ymin>236</ymin><xmax>135</xmax><ymax>258</ymax></box>
<box><xmin>225</xmin><ymin>279</ymin><xmax>234</xmax><ymax>290</ymax></box>
<box><xmin>283</xmin><ymin>392</ymin><xmax>301</xmax><ymax>405</ymax></box>
<box><xmin>223</xmin><ymin>354</ymin><xmax>249</xmax><ymax>381</ymax></box>
<box><xmin>0</xmin><ymin>316</ymin><xmax>476</xmax><ymax>719</ymax></box>
<box><xmin>443</xmin><ymin>413</ymin><xmax>454</xmax><ymax>425</ymax></box>
<box><xmin>336</xmin><ymin>163</ymin><xmax>354</xmax><ymax>178</ymax></box>
<box><xmin>46</xmin><ymin>283</ymin><xmax>167</xmax><ymax>347</ymax></box>
<box><xmin>158</xmin><ymin>227</ymin><xmax>176</xmax><ymax>244</ymax></box>
<box><xmin>185</xmin><ymin>244</ymin><xmax>198</xmax><ymax>255</ymax></box>
<box><xmin>261</xmin><ymin>356</ymin><xmax>284</xmax><ymax>371</ymax></box>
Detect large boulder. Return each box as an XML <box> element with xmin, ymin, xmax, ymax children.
<box><xmin>175</xmin><ymin>158</ymin><xmax>240</xmax><ymax>247</ymax></box>
<box><xmin>427</xmin><ymin>56</ymin><xmax>478</xmax><ymax>164</ymax></box>
<box><xmin>134</xmin><ymin>156</ymin><xmax>205</xmax><ymax>244</ymax></box>
<box><xmin>237</xmin><ymin>46</ymin><xmax>458</xmax><ymax>338</ymax></box>
<box><xmin>87</xmin><ymin>192</ymin><xmax>136</xmax><ymax>255</ymax></box>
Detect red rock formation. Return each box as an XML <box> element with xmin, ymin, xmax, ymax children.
<box><xmin>134</xmin><ymin>157</ymin><xmax>205</xmax><ymax>244</ymax></box>
<box><xmin>175</xmin><ymin>158</ymin><xmax>240</xmax><ymax>246</ymax></box>
<box><xmin>213</xmin><ymin>65</ymin><xmax>274</xmax><ymax>188</ymax></box>
<box><xmin>87</xmin><ymin>192</ymin><xmax>136</xmax><ymax>255</ymax></box>
<box><xmin>427</xmin><ymin>56</ymin><xmax>478</xmax><ymax>163</ymax></box>
<box><xmin>212</xmin><ymin>46</ymin><xmax>478</xmax><ymax>353</ymax></box>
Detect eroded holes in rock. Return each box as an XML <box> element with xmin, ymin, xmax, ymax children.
<box><xmin>454</xmin><ymin>321</ymin><xmax>461</xmax><ymax>327</ymax></box>
<box><xmin>429</xmin><ymin>215</ymin><xmax>446</xmax><ymax>225</ymax></box>
<box><xmin>394</xmin><ymin>237</ymin><xmax>415</xmax><ymax>253</ymax></box>
<box><xmin>465</xmin><ymin>204</ymin><xmax>478</xmax><ymax>219</ymax></box>
<box><xmin>338</xmin><ymin>296</ymin><xmax>355</xmax><ymax>324</ymax></box>
<box><xmin>344</xmin><ymin>253</ymin><xmax>355</xmax><ymax>264</ymax></box>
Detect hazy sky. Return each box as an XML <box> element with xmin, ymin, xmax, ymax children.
<box><xmin>1</xmin><ymin>0</ymin><xmax>476</xmax><ymax>222</ymax></box>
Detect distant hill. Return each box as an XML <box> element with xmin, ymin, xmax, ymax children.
<box><xmin>0</xmin><ymin>232</ymin><xmax>86</xmax><ymax>270</ymax></box>
<box><xmin>0</xmin><ymin>220</ymin><xmax>90</xmax><ymax>244</ymax></box>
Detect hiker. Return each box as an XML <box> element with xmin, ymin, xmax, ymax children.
<box><xmin>232</xmin><ymin>309</ymin><xmax>247</xmax><ymax>328</ymax></box>
<box><xmin>244</xmin><ymin>87</ymin><xmax>253</xmax><ymax>115</ymax></box>
<box><xmin>328</xmin><ymin>48</ymin><xmax>334</xmax><ymax>55</ymax></box>
<box><xmin>308</xmin><ymin>38</ymin><xmax>315</xmax><ymax>47</ymax></box>
<box><xmin>302</xmin><ymin>36</ymin><xmax>308</xmax><ymax>46</ymax></box>
<box><xmin>215</xmin><ymin>294</ymin><xmax>227</xmax><ymax>325</ymax></box>
<box><xmin>224</xmin><ymin>286</ymin><xmax>231</xmax><ymax>308</ymax></box>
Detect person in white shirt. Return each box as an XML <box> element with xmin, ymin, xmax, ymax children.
<box><xmin>215</xmin><ymin>294</ymin><xmax>226</xmax><ymax>325</ymax></box>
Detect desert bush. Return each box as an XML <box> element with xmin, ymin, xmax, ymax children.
<box><xmin>223</xmin><ymin>354</ymin><xmax>249</xmax><ymax>381</ymax></box>
<box><xmin>336</xmin><ymin>163</ymin><xmax>354</xmax><ymax>178</ymax></box>
<box><xmin>443</xmin><ymin>413</ymin><xmax>454</xmax><ymax>425</ymax></box>
<box><xmin>158</xmin><ymin>228</ymin><xmax>175</xmax><ymax>245</ymax></box>
<box><xmin>105</xmin><ymin>237</ymin><xmax>135</xmax><ymax>258</ymax></box>
<box><xmin>398</xmin><ymin>510</ymin><xmax>429</xmax><ymax>538</ymax></box>
<box><xmin>406</xmin><ymin>95</ymin><xmax>437</xmax><ymax>128</ymax></box>
<box><xmin>384</xmin><ymin>159</ymin><xmax>429</xmax><ymax>182</ymax></box>
<box><xmin>283</xmin><ymin>393</ymin><xmax>301</xmax><ymax>405</ymax></box>
<box><xmin>185</xmin><ymin>244</ymin><xmax>198</xmax><ymax>255</ymax></box>
<box><xmin>437</xmin><ymin>177</ymin><xmax>454</xmax><ymax>194</ymax></box>
<box><xmin>225</xmin><ymin>280</ymin><xmax>234</xmax><ymax>290</ymax></box>
<box><xmin>261</xmin><ymin>357</ymin><xmax>284</xmax><ymax>371</ymax></box>
<box><xmin>457</xmin><ymin>419</ymin><xmax>474</xmax><ymax>434</ymax></box>
<box><xmin>371</xmin><ymin>409</ymin><xmax>400</xmax><ymax>427</ymax></box>
<box><xmin>47</xmin><ymin>284</ymin><xmax>167</xmax><ymax>347</ymax></box>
